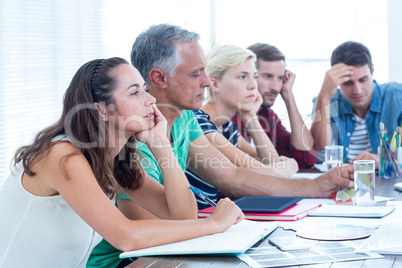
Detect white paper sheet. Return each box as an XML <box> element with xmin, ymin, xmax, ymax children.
<box><xmin>356</xmin><ymin>222</ymin><xmax>402</xmax><ymax>254</ymax></box>
<box><xmin>290</xmin><ymin>173</ymin><xmax>322</xmax><ymax>180</ymax></box>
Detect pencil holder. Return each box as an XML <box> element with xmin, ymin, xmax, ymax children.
<box><xmin>378</xmin><ymin>145</ymin><xmax>402</xmax><ymax>178</ymax></box>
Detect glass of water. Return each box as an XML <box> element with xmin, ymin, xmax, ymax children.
<box><xmin>325</xmin><ymin>145</ymin><xmax>343</xmax><ymax>171</ymax></box>
<box><xmin>353</xmin><ymin>160</ymin><xmax>375</xmax><ymax>205</ymax></box>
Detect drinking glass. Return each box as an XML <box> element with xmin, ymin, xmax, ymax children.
<box><xmin>325</xmin><ymin>145</ymin><xmax>343</xmax><ymax>171</ymax></box>
<box><xmin>353</xmin><ymin>160</ymin><xmax>375</xmax><ymax>205</ymax></box>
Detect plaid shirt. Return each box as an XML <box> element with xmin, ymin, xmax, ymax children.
<box><xmin>232</xmin><ymin>107</ymin><xmax>317</xmax><ymax>168</ymax></box>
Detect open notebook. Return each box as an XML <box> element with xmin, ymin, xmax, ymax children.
<box><xmin>308</xmin><ymin>203</ymin><xmax>396</xmax><ymax>218</ymax></box>
<box><xmin>119</xmin><ymin>220</ymin><xmax>278</xmax><ymax>258</ymax></box>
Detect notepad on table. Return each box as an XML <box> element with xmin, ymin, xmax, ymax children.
<box><xmin>119</xmin><ymin>220</ymin><xmax>278</xmax><ymax>258</ymax></box>
<box><xmin>199</xmin><ymin>203</ymin><xmax>321</xmax><ymax>221</ymax></box>
<box><xmin>233</xmin><ymin>196</ymin><xmax>303</xmax><ymax>213</ymax></box>
<box><xmin>308</xmin><ymin>203</ymin><xmax>396</xmax><ymax>218</ymax></box>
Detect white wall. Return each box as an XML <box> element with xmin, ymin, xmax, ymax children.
<box><xmin>388</xmin><ymin>0</ymin><xmax>402</xmax><ymax>83</ymax></box>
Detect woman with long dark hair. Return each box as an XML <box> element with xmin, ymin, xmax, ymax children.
<box><xmin>0</xmin><ymin>57</ymin><xmax>243</xmax><ymax>268</ymax></box>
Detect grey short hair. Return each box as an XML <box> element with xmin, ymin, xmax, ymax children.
<box><xmin>130</xmin><ymin>24</ymin><xmax>200</xmax><ymax>84</ymax></box>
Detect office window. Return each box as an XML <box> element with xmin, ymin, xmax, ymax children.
<box><xmin>0</xmin><ymin>0</ymin><xmax>390</xmax><ymax>188</ymax></box>
<box><xmin>212</xmin><ymin>0</ymin><xmax>388</xmax><ymax>129</ymax></box>
<box><xmin>0</xmin><ymin>0</ymin><xmax>105</xmax><ymax>188</ymax></box>
<box><xmin>0</xmin><ymin>0</ymin><xmax>210</xmax><ymax>189</ymax></box>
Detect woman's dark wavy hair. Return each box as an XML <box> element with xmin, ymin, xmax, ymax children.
<box><xmin>13</xmin><ymin>57</ymin><xmax>144</xmax><ymax>197</ymax></box>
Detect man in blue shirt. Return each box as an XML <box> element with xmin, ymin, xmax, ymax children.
<box><xmin>311</xmin><ymin>41</ymin><xmax>402</xmax><ymax>168</ymax></box>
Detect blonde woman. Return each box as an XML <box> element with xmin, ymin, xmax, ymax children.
<box><xmin>185</xmin><ymin>45</ymin><xmax>298</xmax><ymax>209</ymax></box>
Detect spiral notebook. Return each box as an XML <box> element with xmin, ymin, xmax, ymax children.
<box><xmin>308</xmin><ymin>203</ymin><xmax>395</xmax><ymax>218</ymax></box>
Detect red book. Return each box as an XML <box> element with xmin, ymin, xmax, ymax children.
<box><xmin>198</xmin><ymin>203</ymin><xmax>321</xmax><ymax>221</ymax></box>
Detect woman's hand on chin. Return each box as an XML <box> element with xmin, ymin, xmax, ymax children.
<box><xmin>240</xmin><ymin>90</ymin><xmax>263</xmax><ymax>122</ymax></box>
<box><xmin>135</xmin><ymin>104</ymin><xmax>169</xmax><ymax>147</ymax></box>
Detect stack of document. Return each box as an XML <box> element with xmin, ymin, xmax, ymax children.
<box><xmin>199</xmin><ymin>203</ymin><xmax>321</xmax><ymax>221</ymax></box>
<box><xmin>198</xmin><ymin>196</ymin><xmax>320</xmax><ymax>221</ymax></box>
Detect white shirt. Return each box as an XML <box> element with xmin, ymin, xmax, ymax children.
<box><xmin>0</xmin><ymin>153</ymin><xmax>98</xmax><ymax>267</ymax></box>
<box><xmin>345</xmin><ymin>115</ymin><xmax>373</xmax><ymax>163</ymax></box>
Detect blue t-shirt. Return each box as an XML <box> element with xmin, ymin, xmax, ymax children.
<box><xmin>134</xmin><ymin>109</ymin><xmax>204</xmax><ymax>185</ymax></box>
<box><xmin>312</xmin><ymin>80</ymin><xmax>402</xmax><ymax>162</ymax></box>
<box><xmin>185</xmin><ymin>109</ymin><xmax>240</xmax><ymax>209</ymax></box>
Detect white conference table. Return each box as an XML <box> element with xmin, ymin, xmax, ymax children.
<box><xmin>127</xmin><ymin>172</ymin><xmax>402</xmax><ymax>268</ymax></box>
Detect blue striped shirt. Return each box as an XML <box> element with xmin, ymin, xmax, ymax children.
<box><xmin>185</xmin><ymin>109</ymin><xmax>240</xmax><ymax>209</ymax></box>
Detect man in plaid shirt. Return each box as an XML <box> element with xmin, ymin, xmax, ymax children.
<box><xmin>232</xmin><ymin>43</ymin><xmax>317</xmax><ymax>168</ymax></box>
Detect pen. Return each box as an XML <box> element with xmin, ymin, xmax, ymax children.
<box><xmin>390</xmin><ymin>131</ymin><xmax>396</xmax><ymax>149</ymax></box>
<box><xmin>189</xmin><ymin>186</ymin><xmax>217</xmax><ymax>207</ymax></box>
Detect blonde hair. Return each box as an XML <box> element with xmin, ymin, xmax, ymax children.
<box><xmin>205</xmin><ymin>45</ymin><xmax>256</xmax><ymax>103</ymax></box>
